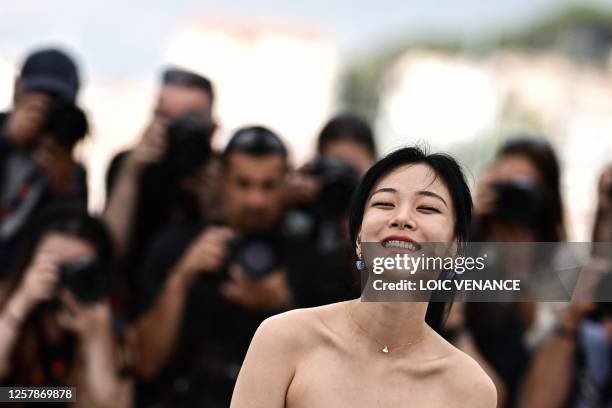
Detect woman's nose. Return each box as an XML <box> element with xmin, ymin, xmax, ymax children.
<box><xmin>390</xmin><ymin>211</ymin><xmax>416</xmax><ymax>230</ymax></box>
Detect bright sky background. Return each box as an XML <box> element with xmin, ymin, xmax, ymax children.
<box><xmin>3</xmin><ymin>0</ymin><xmax>612</xmax><ymax>81</ymax></box>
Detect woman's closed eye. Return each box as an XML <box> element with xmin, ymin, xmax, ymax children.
<box><xmin>372</xmin><ymin>201</ymin><xmax>394</xmax><ymax>208</ymax></box>
<box><xmin>418</xmin><ymin>206</ymin><xmax>441</xmax><ymax>213</ymax></box>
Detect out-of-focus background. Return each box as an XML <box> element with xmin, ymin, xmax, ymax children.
<box><xmin>2</xmin><ymin>0</ymin><xmax>612</xmax><ymax>239</ymax></box>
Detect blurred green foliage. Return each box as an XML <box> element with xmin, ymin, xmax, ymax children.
<box><xmin>341</xmin><ymin>4</ymin><xmax>612</xmax><ymax>120</ymax></box>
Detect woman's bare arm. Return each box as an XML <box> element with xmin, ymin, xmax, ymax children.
<box><xmin>231</xmin><ymin>314</ymin><xmax>299</xmax><ymax>408</ymax></box>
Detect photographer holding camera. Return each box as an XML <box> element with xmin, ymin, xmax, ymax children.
<box><xmin>0</xmin><ymin>207</ymin><xmax>131</xmax><ymax>408</ymax></box>
<box><xmin>0</xmin><ymin>48</ymin><xmax>89</xmax><ymax>277</ymax></box>
<box><xmin>456</xmin><ymin>135</ymin><xmax>568</xmax><ymax>406</ymax></box>
<box><xmin>282</xmin><ymin>114</ymin><xmax>377</xmax><ymax>304</ymax></box>
<box><xmin>522</xmin><ymin>165</ymin><xmax>612</xmax><ymax>408</ymax></box>
<box><xmin>131</xmin><ymin>126</ymin><xmax>322</xmax><ymax>407</ymax></box>
<box><xmin>285</xmin><ymin>113</ymin><xmax>376</xmax><ymax>207</ymax></box>
<box><xmin>103</xmin><ymin>67</ymin><xmax>217</xmax><ymax>291</ymax></box>
<box><xmin>0</xmin><ymin>48</ymin><xmax>80</xmax><ymax>152</ymax></box>
<box><xmin>473</xmin><ymin>135</ymin><xmax>566</xmax><ymax>242</ymax></box>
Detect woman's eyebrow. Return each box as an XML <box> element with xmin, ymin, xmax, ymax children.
<box><xmin>417</xmin><ymin>190</ymin><xmax>448</xmax><ymax>208</ymax></box>
<box><xmin>369</xmin><ymin>187</ymin><xmax>397</xmax><ymax>199</ymax></box>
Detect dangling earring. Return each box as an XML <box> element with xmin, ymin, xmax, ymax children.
<box><xmin>356</xmin><ymin>237</ymin><xmax>365</xmax><ymax>270</ymax></box>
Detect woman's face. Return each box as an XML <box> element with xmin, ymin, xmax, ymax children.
<box><xmin>358</xmin><ymin>163</ymin><xmax>455</xmax><ymax>248</ymax></box>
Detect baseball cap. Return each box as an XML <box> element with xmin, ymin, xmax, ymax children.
<box><xmin>20</xmin><ymin>48</ymin><xmax>80</xmax><ymax>103</ymax></box>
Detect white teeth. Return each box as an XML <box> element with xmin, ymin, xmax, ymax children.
<box><xmin>382</xmin><ymin>240</ymin><xmax>419</xmax><ymax>250</ymax></box>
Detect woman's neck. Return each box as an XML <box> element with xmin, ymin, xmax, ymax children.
<box><xmin>349</xmin><ymin>300</ymin><xmax>430</xmax><ymax>349</ymax></box>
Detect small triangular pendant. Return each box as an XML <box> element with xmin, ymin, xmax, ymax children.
<box><xmin>382</xmin><ymin>346</ymin><xmax>389</xmax><ymax>353</ymax></box>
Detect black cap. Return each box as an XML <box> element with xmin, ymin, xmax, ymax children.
<box><xmin>20</xmin><ymin>48</ymin><xmax>80</xmax><ymax>103</ymax></box>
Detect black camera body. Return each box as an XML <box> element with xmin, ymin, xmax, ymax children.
<box><xmin>302</xmin><ymin>156</ymin><xmax>360</xmax><ymax>220</ymax></box>
<box><xmin>44</xmin><ymin>98</ymin><xmax>88</xmax><ymax>149</ymax></box>
<box><xmin>228</xmin><ymin>234</ymin><xmax>280</xmax><ymax>280</ymax></box>
<box><xmin>491</xmin><ymin>179</ymin><xmax>549</xmax><ymax>225</ymax></box>
<box><xmin>281</xmin><ymin>156</ymin><xmax>360</xmax><ymax>255</ymax></box>
<box><xmin>58</xmin><ymin>256</ymin><xmax>109</xmax><ymax>303</ymax></box>
<box><xmin>165</xmin><ymin>112</ymin><xmax>214</xmax><ymax>177</ymax></box>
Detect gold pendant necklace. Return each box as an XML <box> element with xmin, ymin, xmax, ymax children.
<box><xmin>347</xmin><ymin>301</ymin><xmax>429</xmax><ymax>354</ymax></box>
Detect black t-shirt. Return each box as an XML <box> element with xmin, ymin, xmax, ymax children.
<box><xmin>134</xmin><ymin>220</ymin><xmax>355</xmax><ymax>407</ymax></box>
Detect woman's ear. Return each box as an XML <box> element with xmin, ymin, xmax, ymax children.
<box><xmin>356</xmin><ymin>234</ymin><xmax>362</xmax><ymax>259</ymax></box>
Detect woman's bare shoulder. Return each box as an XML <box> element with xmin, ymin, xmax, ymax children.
<box><xmin>257</xmin><ymin>301</ymin><xmax>351</xmax><ymax>351</ymax></box>
<box><xmin>432</xmin><ymin>335</ymin><xmax>497</xmax><ymax>407</ymax></box>
<box><xmin>232</xmin><ymin>304</ymin><xmax>351</xmax><ymax>407</ymax></box>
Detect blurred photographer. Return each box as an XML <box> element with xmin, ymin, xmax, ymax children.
<box><xmin>461</xmin><ymin>136</ymin><xmax>568</xmax><ymax>406</ymax></box>
<box><xmin>0</xmin><ymin>207</ymin><xmax>131</xmax><ymax>408</ymax></box>
<box><xmin>523</xmin><ymin>167</ymin><xmax>612</xmax><ymax>407</ymax></box>
<box><xmin>1</xmin><ymin>47</ymin><xmax>80</xmax><ymax>153</ymax></box>
<box><xmin>316</xmin><ymin>113</ymin><xmax>377</xmax><ymax>175</ymax></box>
<box><xmin>283</xmin><ymin>114</ymin><xmax>377</xmax><ymax>303</ymax></box>
<box><xmin>131</xmin><ymin>126</ymin><xmax>321</xmax><ymax>407</ymax></box>
<box><xmin>286</xmin><ymin>113</ymin><xmax>376</xmax><ymax>208</ymax></box>
<box><xmin>103</xmin><ymin>67</ymin><xmax>217</xmax><ymax>287</ymax></box>
<box><xmin>0</xmin><ymin>48</ymin><xmax>86</xmax><ymax>272</ymax></box>
<box><xmin>0</xmin><ymin>95</ymin><xmax>89</xmax><ymax>277</ymax></box>
<box><xmin>473</xmin><ymin>135</ymin><xmax>565</xmax><ymax>242</ymax></box>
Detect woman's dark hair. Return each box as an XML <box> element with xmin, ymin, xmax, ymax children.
<box><xmin>347</xmin><ymin>146</ymin><xmax>473</xmax><ymax>331</ymax></box>
<box><xmin>317</xmin><ymin>113</ymin><xmax>377</xmax><ymax>158</ymax></box>
<box><xmin>349</xmin><ymin>146</ymin><xmax>472</xmax><ymax>249</ymax></box>
<box><xmin>497</xmin><ymin>135</ymin><xmax>565</xmax><ymax>241</ymax></box>
<box><xmin>3</xmin><ymin>205</ymin><xmax>114</xmax><ymax>305</ymax></box>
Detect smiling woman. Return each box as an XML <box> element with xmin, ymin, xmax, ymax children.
<box><xmin>230</xmin><ymin>146</ymin><xmax>497</xmax><ymax>408</ymax></box>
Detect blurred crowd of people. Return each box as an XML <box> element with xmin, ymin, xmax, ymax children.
<box><xmin>0</xmin><ymin>46</ymin><xmax>610</xmax><ymax>408</ymax></box>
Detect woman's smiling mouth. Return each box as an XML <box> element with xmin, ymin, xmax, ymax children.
<box><xmin>380</xmin><ymin>236</ymin><xmax>422</xmax><ymax>252</ymax></box>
